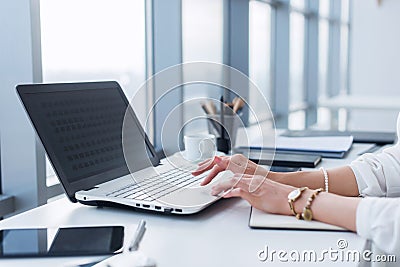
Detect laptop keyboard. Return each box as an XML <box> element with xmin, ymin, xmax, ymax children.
<box><xmin>106</xmin><ymin>166</ymin><xmax>208</xmax><ymax>202</ymax></box>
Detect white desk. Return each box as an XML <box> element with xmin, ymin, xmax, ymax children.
<box><xmin>319</xmin><ymin>94</ymin><xmax>400</xmax><ymax>130</ymax></box>
<box><xmin>319</xmin><ymin>95</ymin><xmax>400</xmax><ymax>111</ymax></box>
<box><xmin>0</xmin><ymin>144</ymin><xmax>373</xmax><ymax>267</ymax></box>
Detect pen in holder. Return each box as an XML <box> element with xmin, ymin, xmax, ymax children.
<box><xmin>207</xmin><ymin>113</ymin><xmax>240</xmax><ymax>154</ymax></box>
<box><xmin>201</xmin><ymin>97</ymin><xmax>243</xmax><ymax>154</ymax></box>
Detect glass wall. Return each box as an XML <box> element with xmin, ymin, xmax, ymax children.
<box><xmin>340</xmin><ymin>0</ymin><xmax>350</xmax><ymax>94</ymax></box>
<box><xmin>249</xmin><ymin>1</ymin><xmax>273</xmax><ymax>123</ymax></box>
<box><xmin>40</xmin><ymin>0</ymin><xmax>146</xmax><ymax>183</ymax></box>
<box><xmin>288</xmin><ymin>8</ymin><xmax>306</xmax><ymax>130</ymax></box>
<box><xmin>289</xmin><ymin>12</ymin><xmax>305</xmax><ymax>108</ymax></box>
<box><xmin>181</xmin><ymin>0</ymin><xmax>224</xmax><ymax>135</ymax></box>
<box><xmin>319</xmin><ymin>19</ymin><xmax>329</xmax><ymax>97</ymax></box>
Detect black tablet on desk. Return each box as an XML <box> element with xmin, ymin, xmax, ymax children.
<box><xmin>0</xmin><ymin>226</ymin><xmax>125</xmax><ymax>258</ymax></box>
<box><xmin>234</xmin><ymin>148</ymin><xmax>321</xmax><ymax>168</ymax></box>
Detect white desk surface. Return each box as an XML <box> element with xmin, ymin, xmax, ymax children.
<box><xmin>0</xmin><ymin>144</ymin><xmax>374</xmax><ymax>267</ymax></box>
<box><xmin>319</xmin><ymin>95</ymin><xmax>400</xmax><ymax>111</ymax></box>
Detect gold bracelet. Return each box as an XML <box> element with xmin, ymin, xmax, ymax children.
<box><xmin>287</xmin><ymin>187</ymin><xmax>309</xmax><ymax>220</ymax></box>
<box><xmin>301</xmin><ymin>188</ymin><xmax>323</xmax><ymax>221</ymax></box>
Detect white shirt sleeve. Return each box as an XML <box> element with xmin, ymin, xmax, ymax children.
<box><xmin>356</xmin><ymin>197</ymin><xmax>400</xmax><ymax>255</ymax></box>
<box><xmin>351</xmin><ymin>113</ymin><xmax>400</xmax><ymax>255</ymax></box>
<box><xmin>350</xmin><ymin>113</ymin><xmax>400</xmax><ymax>197</ymax></box>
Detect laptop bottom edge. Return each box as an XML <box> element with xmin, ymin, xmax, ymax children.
<box><xmin>76</xmin><ymin>194</ymin><xmax>221</xmax><ymax>215</ymax></box>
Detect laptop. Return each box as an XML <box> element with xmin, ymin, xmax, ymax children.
<box><xmin>17</xmin><ymin>81</ymin><xmax>232</xmax><ymax>214</ymax></box>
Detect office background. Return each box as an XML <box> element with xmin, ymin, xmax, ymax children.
<box><xmin>0</xmin><ymin>0</ymin><xmax>398</xmax><ymax>218</ymax></box>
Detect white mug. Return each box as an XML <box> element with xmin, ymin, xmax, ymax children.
<box><xmin>183</xmin><ymin>134</ymin><xmax>216</xmax><ymax>162</ymax></box>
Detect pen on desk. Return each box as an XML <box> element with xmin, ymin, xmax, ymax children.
<box><xmin>129</xmin><ymin>220</ymin><xmax>146</xmax><ymax>252</ymax></box>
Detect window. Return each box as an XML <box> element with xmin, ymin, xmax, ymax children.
<box><xmin>288</xmin><ymin>0</ymin><xmax>308</xmax><ymax>130</ymax></box>
<box><xmin>317</xmin><ymin>0</ymin><xmax>352</xmax><ymax>127</ymax></box>
<box><xmin>318</xmin><ymin>0</ymin><xmax>329</xmax><ymax>96</ymax></box>
<box><xmin>248</xmin><ymin>0</ymin><xmax>351</xmax><ymax>129</ymax></box>
<box><xmin>249</xmin><ymin>0</ymin><xmax>273</xmax><ymax>124</ymax></box>
<box><xmin>290</xmin><ymin>0</ymin><xmax>306</xmax><ymax>10</ymax></box>
<box><xmin>340</xmin><ymin>0</ymin><xmax>350</xmax><ymax>94</ymax></box>
<box><xmin>181</xmin><ymin>0</ymin><xmax>224</xmax><ymax>134</ymax></box>
<box><xmin>40</xmin><ymin>0</ymin><xmax>146</xmax><ymax>186</ymax></box>
<box><xmin>289</xmin><ymin>12</ymin><xmax>306</xmax><ymax>107</ymax></box>
<box><xmin>182</xmin><ymin>0</ymin><xmax>223</xmax><ymax>63</ymax></box>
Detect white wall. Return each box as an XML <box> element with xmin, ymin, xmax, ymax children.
<box><xmin>349</xmin><ymin>0</ymin><xmax>400</xmax><ymax>131</ymax></box>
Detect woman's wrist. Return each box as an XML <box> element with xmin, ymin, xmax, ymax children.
<box><xmin>294</xmin><ymin>189</ymin><xmax>319</xmax><ymax>215</ymax></box>
<box><xmin>277</xmin><ymin>184</ymin><xmax>300</xmax><ymax>216</ymax></box>
<box><xmin>277</xmin><ymin>181</ymin><xmax>359</xmax><ymax>231</ymax></box>
<box><xmin>283</xmin><ymin>187</ymin><xmax>316</xmax><ymax>216</ymax></box>
<box><xmin>266</xmin><ymin>171</ymin><xmax>283</xmax><ymax>183</ymax></box>
<box><xmin>254</xmin><ymin>165</ymin><xmax>270</xmax><ymax>177</ymax></box>
<box><xmin>267</xmin><ymin>170</ymin><xmax>301</xmax><ymax>184</ymax></box>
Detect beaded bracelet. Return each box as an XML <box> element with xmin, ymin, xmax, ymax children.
<box><xmin>320</xmin><ymin>167</ymin><xmax>329</xmax><ymax>192</ymax></box>
<box><xmin>302</xmin><ymin>188</ymin><xmax>324</xmax><ymax>221</ymax></box>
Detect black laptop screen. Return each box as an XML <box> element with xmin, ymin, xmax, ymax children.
<box><xmin>18</xmin><ymin>82</ymin><xmax>157</xmax><ymax>200</ymax></box>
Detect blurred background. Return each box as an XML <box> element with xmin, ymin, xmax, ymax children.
<box><xmin>1</xmin><ymin>0</ymin><xmax>399</xmax><ymax>215</ymax></box>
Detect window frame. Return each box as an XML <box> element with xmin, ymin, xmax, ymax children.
<box><xmin>250</xmin><ymin>0</ymin><xmax>352</xmax><ymax>128</ymax></box>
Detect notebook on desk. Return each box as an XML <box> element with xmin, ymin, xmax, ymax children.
<box><xmin>249</xmin><ymin>207</ymin><xmax>347</xmax><ymax>231</ymax></box>
<box><xmin>238</xmin><ymin>134</ymin><xmax>353</xmax><ymax>159</ymax></box>
<box><xmin>233</xmin><ymin>147</ymin><xmax>321</xmax><ymax>168</ymax></box>
<box><xmin>281</xmin><ymin>130</ymin><xmax>396</xmax><ymax>146</ymax></box>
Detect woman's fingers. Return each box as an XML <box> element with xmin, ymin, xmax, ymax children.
<box><xmin>226</xmin><ymin>154</ymin><xmax>257</xmax><ymax>175</ymax></box>
<box><xmin>197</xmin><ymin>157</ymin><xmax>231</xmax><ymax>185</ymax></box>
<box><xmin>200</xmin><ymin>155</ymin><xmax>228</xmax><ymax>166</ymax></box>
<box><xmin>192</xmin><ymin>156</ymin><xmax>227</xmax><ymax>176</ymax></box>
<box><xmin>210</xmin><ymin>177</ymin><xmax>238</xmax><ymax>195</ymax></box>
<box><xmin>223</xmin><ymin>188</ymin><xmax>252</xmax><ymax>201</ymax></box>
<box><xmin>192</xmin><ymin>157</ymin><xmax>217</xmax><ymax>176</ymax></box>
<box><xmin>200</xmin><ymin>165</ymin><xmax>224</xmax><ymax>186</ymax></box>
<box><xmin>211</xmin><ymin>174</ymin><xmax>267</xmax><ymax>196</ymax></box>
<box><xmin>194</xmin><ymin>154</ymin><xmax>262</xmax><ymax>188</ymax></box>
<box><xmin>210</xmin><ymin>174</ymin><xmax>252</xmax><ymax>195</ymax></box>
<box><xmin>193</xmin><ymin>154</ymin><xmax>257</xmax><ymax>176</ymax></box>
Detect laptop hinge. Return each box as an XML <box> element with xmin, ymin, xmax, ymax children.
<box><xmin>83</xmin><ymin>186</ymin><xmax>98</xmax><ymax>191</ymax></box>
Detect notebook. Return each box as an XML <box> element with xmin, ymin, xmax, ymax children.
<box><xmin>242</xmin><ymin>135</ymin><xmax>353</xmax><ymax>159</ymax></box>
<box><xmin>281</xmin><ymin>129</ymin><xmax>396</xmax><ymax>146</ymax></box>
<box><xmin>249</xmin><ymin>207</ymin><xmax>346</xmax><ymax>231</ymax></box>
<box><xmin>233</xmin><ymin>147</ymin><xmax>321</xmax><ymax>168</ymax></box>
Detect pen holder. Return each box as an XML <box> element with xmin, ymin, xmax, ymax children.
<box><xmin>206</xmin><ymin>114</ymin><xmax>241</xmax><ymax>152</ymax></box>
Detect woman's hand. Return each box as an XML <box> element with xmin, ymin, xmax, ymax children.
<box><xmin>192</xmin><ymin>154</ymin><xmax>269</xmax><ymax>186</ymax></box>
<box><xmin>211</xmin><ymin>173</ymin><xmax>296</xmax><ymax>215</ymax></box>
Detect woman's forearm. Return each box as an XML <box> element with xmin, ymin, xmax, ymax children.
<box><xmin>268</xmin><ymin>166</ymin><xmax>360</xmax><ymax>197</ymax></box>
<box><xmin>293</xmin><ymin>189</ymin><xmax>361</xmax><ymax>231</ymax></box>
<box><xmin>213</xmin><ymin>171</ymin><xmax>361</xmax><ymax>232</ymax></box>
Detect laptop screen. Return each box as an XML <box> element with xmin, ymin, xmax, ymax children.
<box><xmin>17</xmin><ymin>81</ymin><xmax>158</xmax><ymax>201</ymax></box>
